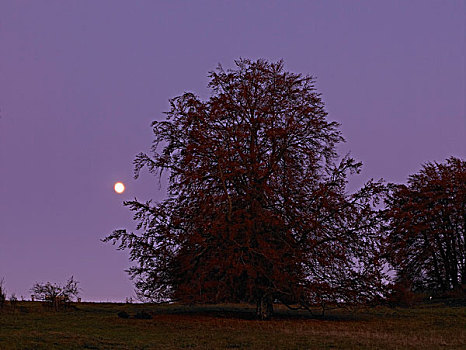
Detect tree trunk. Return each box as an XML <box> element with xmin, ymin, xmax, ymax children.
<box><xmin>256</xmin><ymin>295</ymin><xmax>273</xmax><ymax>320</ymax></box>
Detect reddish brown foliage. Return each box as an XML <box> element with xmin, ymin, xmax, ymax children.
<box><xmin>105</xmin><ymin>59</ymin><xmax>386</xmax><ymax>318</ymax></box>
<box><xmin>384</xmin><ymin>157</ymin><xmax>466</xmax><ymax>294</ymax></box>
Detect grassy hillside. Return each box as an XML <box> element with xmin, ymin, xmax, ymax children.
<box><xmin>0</xmin><ymin>302</ymin><xmax>464</xmax><ymax>349</ymax></box>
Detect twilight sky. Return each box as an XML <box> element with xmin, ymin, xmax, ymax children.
<box><xmin>1</xmin><ymin>1</ymin><xmax>465</xmax><ymax>301</ymax></box>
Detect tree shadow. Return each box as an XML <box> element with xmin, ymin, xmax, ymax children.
<box><xmin>145</xmin><ymin>303</ymin><xmax>369</xmax><ymax>321</ymax></box>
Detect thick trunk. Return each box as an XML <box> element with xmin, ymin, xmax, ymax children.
<box><xmin>256</xmin><ymin>295</ymin><xmax>273</xmax><ymax>320</ymax></box>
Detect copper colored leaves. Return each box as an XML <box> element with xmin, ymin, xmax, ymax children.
<box><xmin>104</xmin><ymin>59</ymin><xmax>387</xmax><ymax>318</ymax></box>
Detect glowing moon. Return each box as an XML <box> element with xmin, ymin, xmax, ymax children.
<box><xmin>114</xmin><ymin>182</ymin><xmax>125</xmax><ymax>194</ymax></box>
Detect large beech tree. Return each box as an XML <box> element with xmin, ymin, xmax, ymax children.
<box><xmin>105</xmin><ymin>59</ymin><xmax>386</xmax><ymax>318</ymax></box>
<box><xmin>384</xmin><ymin>157</ymin><xmax>465</xmax><ymax>293</ymax></box>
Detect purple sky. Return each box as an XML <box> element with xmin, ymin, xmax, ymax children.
<box><xmin>1</xmin><ymin>1</ymin><xmax>465</xmax><ymax>302</ymax></box>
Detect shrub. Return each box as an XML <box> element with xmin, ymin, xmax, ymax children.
<box><xmin>134</xmin><ymin>310</ymin><xmax>152</xmax><ymax>319</ymax></box>
<box><xmin>117</xmin><ymin>311</ymin><xmax>130</xmax><ymax>319</ymax></box>
<box><xmin>30</xmin><ymin>276</ymin><xmax>80</xmax><ymax>311</ymax></box>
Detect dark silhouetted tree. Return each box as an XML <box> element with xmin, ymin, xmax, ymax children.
<box><xmin>104</xmin><ymin>59</ymin><xmax>386</xmax><ymax>319</ymax></box>
<box><xmin>384</xmin><ymin>157</ymin><xmax>465</xmax><ymax>294</ymax></box>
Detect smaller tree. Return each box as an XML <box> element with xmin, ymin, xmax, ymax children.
<box><xmin>384</xmin><ymin>157</ymin><xmax>465</xmax><ymax>295</ymax></box>
<box><xmin>30</xmin><ymin>276</ymin><xmax>80</xmax><ymax>311</ymax></box>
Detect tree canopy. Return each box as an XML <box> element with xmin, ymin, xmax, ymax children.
<box><xmin>105</xmin><ymin>59</ymin><xmax>386</xmax><ymax>318</ymax></box>
<box><xmin>384</xmin><ymin>157</ymin><xmax>465</xmax><ymax>293</ymax></box>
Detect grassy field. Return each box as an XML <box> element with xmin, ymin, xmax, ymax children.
<box><xmin>0</xmin><ymin>301</ymin><xmax>465</xmax><ymax>349</ymax></box>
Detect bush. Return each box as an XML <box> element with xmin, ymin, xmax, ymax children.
<box><xmin>134</xmin><ymin>310</ymin><xmax>152</xmax><ymax>319</ymax></box>
<box><xmin>117</xmin><ymin>311</ymin><xmax>130</xmax><ymax>319</ymax></box>
<box><xmin>30</xmin><ymin>276</ymin><xmax>80</xmax><ymax>311</ymax></box>
<box><xmin>386</xmin><ymin>280</ymin><xmax>430</xmax><ymax>307</ymax></box>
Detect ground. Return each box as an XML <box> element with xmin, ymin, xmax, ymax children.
<box><xmin>0</xmin><ymin>301</ymin><xmax>464</xmax><ymax>349</ymax></box>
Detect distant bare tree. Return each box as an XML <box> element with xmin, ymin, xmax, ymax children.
<box><xmin>0</xmin><ymin>278</ymin><xmax>6</xmax><ymax>309</ymax></box>
<box><xmin>30</xmin><ymin>276</ymin><xmax>80</xmax><ymax>311</ymax></box>
<box><xmin>9</xmin><ymin>293</ymin><xmax>18</xmax><ymax>310</ymax></box>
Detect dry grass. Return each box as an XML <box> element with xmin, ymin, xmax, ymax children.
<box><xmin>0</xmin><ymin>301</ymin><xmax>464</xmax><ymax>349</ymax></box>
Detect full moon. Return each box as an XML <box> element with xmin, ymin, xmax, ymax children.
<box><xmin>114</xmin><ymin>182</ymin><xmax>125</xmax><ymax>194</ymax></box>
